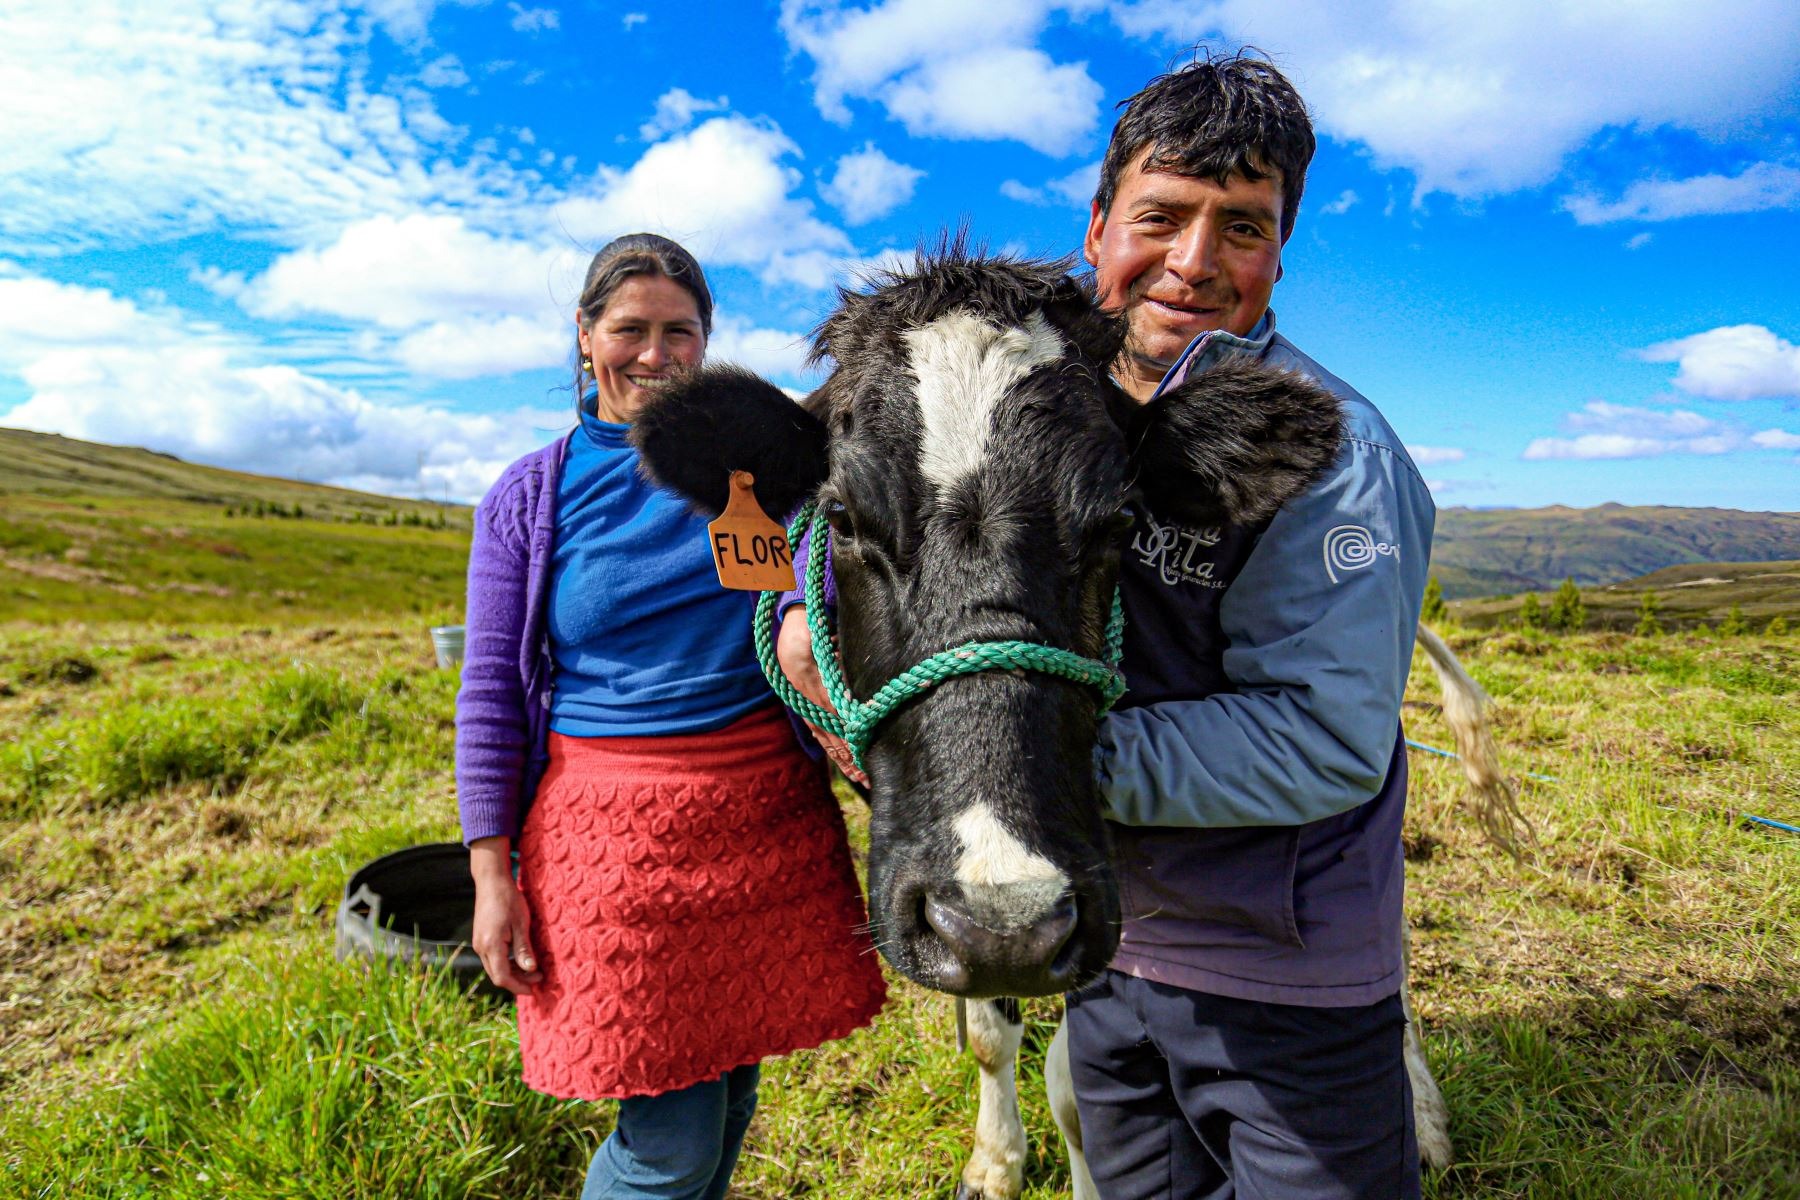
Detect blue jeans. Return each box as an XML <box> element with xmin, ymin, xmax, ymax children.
<box><xmin>580</xmin><ymin>1063</ymin><xmax>760</xmax><ymax>1200</ymax></box>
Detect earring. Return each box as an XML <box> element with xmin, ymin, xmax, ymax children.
<box><xmin>581</xmin><ymin>358</ymin><xmax>593</xmax><ymax>374</ymax></box>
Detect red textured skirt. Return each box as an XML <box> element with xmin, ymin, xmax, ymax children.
<box><xmin>515</xmin><ymin>705</ymin><xmax>887</xmax><ymax>1099</ymax></box>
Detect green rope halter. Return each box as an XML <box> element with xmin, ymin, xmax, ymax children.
<box><xmin>752</xmin><ymin>501</ymin><xmax>1127</xmax><ymax>773</ymax></box>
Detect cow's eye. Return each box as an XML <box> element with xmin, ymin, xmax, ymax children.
<box><xmin>822</xmin><ymin>498</ymin><xmax>853</xmax><ymax>535</ymax></box>
<box><xmin>1104</xmin><ymin>502</ymin><xmax>1138</xmax><ymax>538</ymax></box>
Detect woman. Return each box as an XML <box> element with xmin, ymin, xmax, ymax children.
<box><xmin>455</xmin><ymin>233</ymin><xmax>886</xmax><ymax>1200</ymax></box>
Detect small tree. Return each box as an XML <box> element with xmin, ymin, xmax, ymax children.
<box><xmin>1519</xmin><ymin>592</ymin><xmax>1544</xmax><ymax>631</ymax></box>
<box><xmin>1547</xmin><ymin>577</ymin><xmax>1586</xmax><ymax>632</ymax></box>
<box><xmin>1718</xmin><ymin>604</ymin><xmax>1749</xmax><ymax>636</ymax></box>
<box><xmin>1634</xmin><ymin>590</ymin><xmax>1663</xmax><ymax>637</ymax></box>
<box><xmin>1767</xmin><ymin>615</ymin><xmax>1789</xmax><ymax>636</ymax></box>
<box><xmin>1420</xmin><ymin>575</ymin><xmax>1447</xmax><ymax>624</ymax></box>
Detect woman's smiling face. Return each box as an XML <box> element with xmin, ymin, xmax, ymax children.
<box><xmin>578</xmin><ymin>273</ymin><xmax>707</xmax><ymax>424</ymax></box>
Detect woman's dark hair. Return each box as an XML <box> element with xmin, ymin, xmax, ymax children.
<box><xmin>1094</xmin><ymin>49</ymin><xmax>1315</xmax><ymax>242</ymax></box>
<box><xmin>573</xmin><ymin>233</ymin><xmax>714</xmax><ymax>398</ymax></box>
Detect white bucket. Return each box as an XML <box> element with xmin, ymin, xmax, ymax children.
<box><xmin>429</xmin><ymin>624</ymin><xmax>465</xmax><ymax>669</ymax></box>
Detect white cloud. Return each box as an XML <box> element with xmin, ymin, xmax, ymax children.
<box><xmin>781</xmin><ymin>0</ymin><xmax>1104</xmax><ymax>155</ymax></box>
<box><xmin>0</xmin><ymin>1</ymin><xmax>553</xmax><ymax>255</ymax></box>
<box><xmin>0</xmin><ymin>264</ymin><xmax>155</xmax><ymax>350</ymax></box>
<box><xmin>1319</xmin><ymin>189</ymin><xmax>1358</xmax><ymax>216</ymax></box>
<box><xmin>556</xmin><ymin>117</ymin><xmax>855</xmax><ymax>289</ymax></box>
<box><xmin>1625</xmin><ymin>232</ymin><xmax>1654</xmax><ymax>251</ymax></box>
<box><xmin>1641</xmin><ymin>325</ymin><xmax>1800</xmax><ymax>401</ymax></box>
<box><xmin>622</xmin><ymin>12</ymin><xmax>648</xmax><ymax>29</ymax></box>
<box><xmin>1564</xmin><ymin>162</ymin><xmax>1800</xmax><ymax>225</ymax></box>
<box><xmin>1521</xmin><ymin>400</ymin><xmax>1792</xmax><ymax>461</ymax></box>
<box><xmin>1000</xmin><ymin>160</ymin><xmax>1099</xmax><ymax>207</ymax></box>
<box><xmin>243</xmin><ymin>214</ymin><xmax>574</xmax><ymax>330</ymax></box>
<box><xmin>884</xmin><ymin>47</ymin><xmax>1102</xmax><ymax>155</ymax></box>
<box><xmin>393</xmin><ymin>315</ymin><xmax>570</xmax><ymax>380</ymax></box>
<box><xmin>0</xmin><ymin>265</ymin><xmax>559</xmax><ymax>500</ymax></box>
<box><xmin>6</xmin><ymin>346</ymin><xmax>563</xmax><ymax>501</ymax></box>
<box><xmin>1751</xmin><ymin>428</ymin><xmax>1800</xmax><ymax>450</ymax></box>
<box><xmin>420</xmin><ymin>54</ymin><xmax>469</xmax><ymax>88</ymax></box>
<box><xmin>708</xmin><ymin>316</ymin><xmax>819</xmax><ymax>383</ymax></box>
<box><xmin>822</xmin><ymin>144</ymin><xmax>926</xmax><ymax>224</ymax></box>
<box><xmin>508</xmin><ymin>4</ymin><xmax>560</xmax><ymax>33</ymax></box>
<box><xmin>1406</xmin><ymin>445</ymin><xmax>1466</xmax><ymax>466</ymax></box>
<box><xmin>1109</xmin><ymin>1</ymin><xmax>1800</xmax><ymax>198</ymax></box>
<box><xmin>640</xmin><ymin>88</ymin><xmax>731</xmax><ymax>141</ymax></box>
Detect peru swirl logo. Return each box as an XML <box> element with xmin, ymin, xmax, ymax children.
<box><xmin>1322</xmin><ymin>524</ymin><xmax>1399</xmax><ymax>583</ymax></box>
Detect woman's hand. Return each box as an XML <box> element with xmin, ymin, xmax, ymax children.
<box><xmin>469</xmin><ymin>837</ymin><xmax>542</xmax><ymax>995</ymax></box>
<box><xmin>777</xmin><ymin>605</ymin><xmax>869</xmax><ymax>785</ymax></box>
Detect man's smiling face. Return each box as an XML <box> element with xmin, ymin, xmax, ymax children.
<box><xmin>1084</xmin><ymin>147</ymin><xmax>1286</xmax><ymax>399</ymax></box>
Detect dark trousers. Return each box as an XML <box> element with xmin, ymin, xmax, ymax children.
<box><xmin>1066</xmin><ymin>971</ymin><xmax>1420</xmax><ymax>1200</ymax></box>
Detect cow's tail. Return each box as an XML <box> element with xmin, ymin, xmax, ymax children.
<box><xmin>1414</xmin><ymin>624</ymin><xmax>1534</xmax><ymax>860</ymax></box>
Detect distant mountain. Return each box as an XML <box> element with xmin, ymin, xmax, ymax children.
<box><xmin>1430</xmin><ymin>504</ymin><xmax>1800</xmax><ymax>598</ymax></box>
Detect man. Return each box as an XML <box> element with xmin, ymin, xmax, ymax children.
<box><xmin>1059</xmin><ymin>53</ymin><xmax>1434</xmax><ymax>1198</ymax></box>
<box><xmin>784</xmin><ymin>51</ymin><xmax>1433</xmax><ymax>1198</ymax></box>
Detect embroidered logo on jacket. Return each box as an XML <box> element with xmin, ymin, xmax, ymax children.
<box><xmin>1323</xmin><ymin>524</ymin><xmax>1399</xmax><ymax>583</ymax></box>
<box><xmin>1132</xmin><ymin>513</ymin><xmax>1227</xmax><ymax>588</ymax></box>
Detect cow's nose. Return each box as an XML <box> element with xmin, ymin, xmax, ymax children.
<box><xmin>923</xmin><ymin>891</ymin><xmax>1079</xmax><ymax>992</ymax></box>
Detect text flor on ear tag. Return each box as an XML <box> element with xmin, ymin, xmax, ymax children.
<box><xmin>707</xmin><ymin>470</ymin><xmax>797</xmax><ymax>592</ymax></box>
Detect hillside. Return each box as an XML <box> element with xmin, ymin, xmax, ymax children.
<box><xmin>0</xmin><ymin>427</ymin><xmax>460</xmax><ymax>519</ymax></box>
<box><xmin>5</xmin><ymin>428</ymin><xmax>1798</xmax><ymax>624</ymax></box>
<box><xmin>1449</xmin><ymin>559</ymin><xmax>1800</xmax><ymax>632</ymax></box>
<box><xmin>1430</xmin><ymin>503</ymin><xmax>1800</xmax><ymax>598</ymax></box>
<box><xmin>0</xmin><ymin>428</ymin><xmax>470</xmax><ymax>625</ymax></box>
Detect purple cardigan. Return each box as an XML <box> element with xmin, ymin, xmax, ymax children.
<box><xmin>454</xmin><ymin>436</ymin><xmax>569</xmax><ymax>845</ymax></box>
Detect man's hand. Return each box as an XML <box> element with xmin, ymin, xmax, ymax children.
<box><xmin>777</xmin><ymin>605</ymin><xmax>869</xmax><ymax>785</ymax></box>
<box><xmin>469</xmin><ymin>837</ymin><xmax>542</xmax><ymax>995</ymax></box>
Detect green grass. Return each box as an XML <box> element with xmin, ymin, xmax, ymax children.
<box><xmin>2</xmin><ymin>616</ymin><xmax>1797</xmax><ymax>1198</ymax></box>
<box><xmin>1450</xmin><ymin>563</ymin><xmax>1800</xmax><ymax>634</ymax></box>
<box><xmin>0</xmin><ymin>493</ymin><xmax>470</xmax><ymax>624</ymax></box>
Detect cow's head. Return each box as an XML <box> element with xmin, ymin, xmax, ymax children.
<box><xmin>632</xmin><ymin>247</ymin><xmax>1340</xmax><ymax>998</ymax></box>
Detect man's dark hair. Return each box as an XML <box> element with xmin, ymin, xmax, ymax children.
<box><xmin>1094</xmin><ymin>50</ymin><xmax>1315</xmax><ymax>241</ymax></box>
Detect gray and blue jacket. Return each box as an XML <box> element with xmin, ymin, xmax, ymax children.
<box><xmin>1099</xmin><ymin>313</ymin><xmax>1436</xmax><ymax>1006</ymax></box>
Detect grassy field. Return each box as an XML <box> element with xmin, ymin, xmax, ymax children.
<box><xmin>1450</xmin><ymin>561</ymin><xmax>1800</xmax><ymax>634</ymax></box>
<box><xmin>1</xmin><ymin>435</ymin><xmax>1795</xmax><ymax>1198</ymax></box>
<box><xmin>2</xmin><ymin>612</ymin><xmax>1795</xmax><ymax>1198</ymax></box>
<box><xmin>0</xmin><ymin>427</ymin><xmax>469</xmax><ymax>626</ymax></box>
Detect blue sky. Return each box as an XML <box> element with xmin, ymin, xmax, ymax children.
<box><xmin>2</xmin><ymin>0</ymin><xmax>1797</xmax><ymax>510</ymax></box>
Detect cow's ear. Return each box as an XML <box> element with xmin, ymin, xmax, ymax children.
<box><xmin>1043</xmin><ymin>284</ymin><xmax>1126</xmax><ymax>371</ymax></box>
<box><xmin>1129</xmin><ymin>359</ymin><xmax>1343</xmax><ymax>528</ymax></box>
<box><xmin>630</xmin><ymin>365</ymin><xmax>830</xmax><ymax>522</ymax></box>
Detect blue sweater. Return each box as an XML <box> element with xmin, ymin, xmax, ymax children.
<box><xmin>546</xmin><ymin>403</ymin><xmax>769</xmax><ymax>736</ymax></box>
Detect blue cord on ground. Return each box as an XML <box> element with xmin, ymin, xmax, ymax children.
<box><xmin>1403</xmin><ymin>739</ymin><xmax>1797</xmax><ymax>836</ymax></box>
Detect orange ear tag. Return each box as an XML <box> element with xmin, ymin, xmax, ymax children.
<box><xmin>707</xmin><ymin>470</ymin><xmax>798</xmax><ymax>592</ymax></box>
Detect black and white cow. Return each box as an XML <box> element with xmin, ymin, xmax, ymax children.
<box><xmin>633</xmin><ymin>246</ymin><xmax>1451</xmax><ymax>1197</ymax></box>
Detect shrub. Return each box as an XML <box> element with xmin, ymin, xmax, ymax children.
<box><xmin>1519</xmin><ymin>592</ymin><xmax>1544</xmax><ymax>631</ymax></box>
<box><xmin>1634</xmin><ymin>591</ymin><xmax>1663</xmax><ymax>637</ymax></box>
<box><xmin>1420</xmin><ymin>575</ymin><xmax>1447</xmax><ymax>624</ymax></box>
<box><xmin>1718</xmin><ymin>604</ymin><xmax>1749</xmax><ymax>636</ymax></box>
<box><xmin>1547</xmin><ymin>577</ymin><xmax>1585</xmax><ymax>632</ymax></box>
<box><xmin>1767</xmin><ymin>615</ymin><xmax>1790</xmax><ymax>636</ymax></box>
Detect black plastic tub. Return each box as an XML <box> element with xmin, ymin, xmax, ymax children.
<box><xmin>334</xmin><ymin>842</ymin><xmax>496</xmax><ymax>995</ymax></box>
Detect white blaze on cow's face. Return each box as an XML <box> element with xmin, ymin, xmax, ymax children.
<box><xmin>952</xmin><ymin>803</ymin><xmax>1070</xmax><ymax>932</ymax></box>
<box><xmin>903</xmin><ymin>309</ymin><xmax>1067</xmax><ymax>492</ymax></box>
